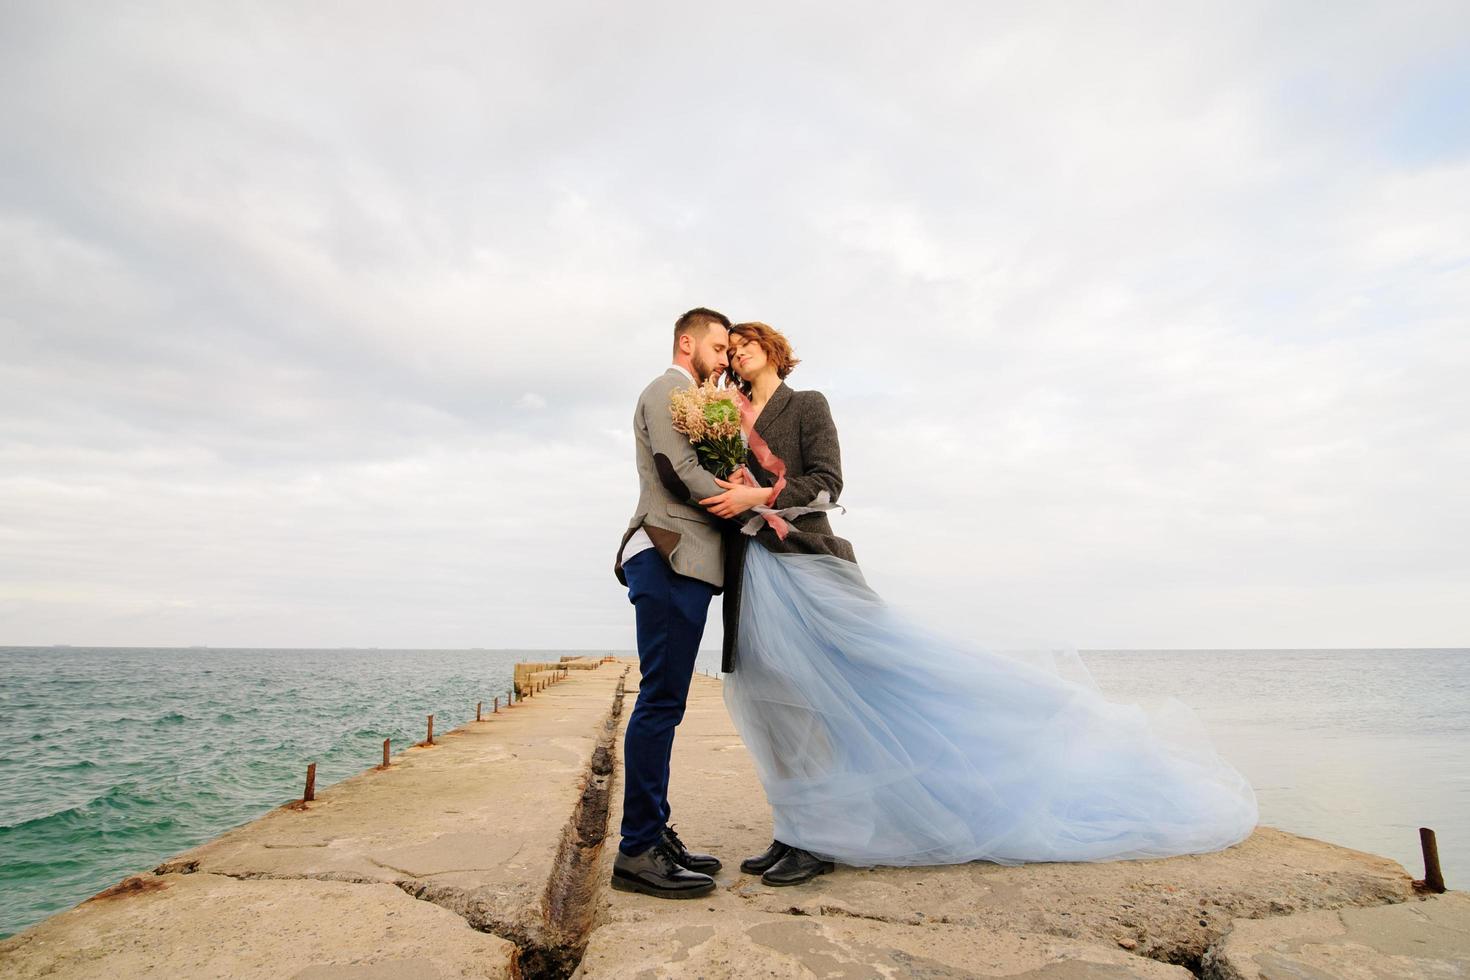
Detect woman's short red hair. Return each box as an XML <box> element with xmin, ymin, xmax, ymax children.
<box><xmin>729</xmin><ymin>321</ymin><xmax>801</xmax><ymax>380</ymax></box>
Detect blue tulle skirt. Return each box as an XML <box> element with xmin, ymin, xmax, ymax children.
<box><xmin>722</xmin><ymin>542</ymin><xmax>1258</xmax><ymax>867</ymax></box>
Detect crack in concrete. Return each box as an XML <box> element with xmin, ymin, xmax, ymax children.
<box><xmin>817</xmin><ymin>904</ymin><xmax>921</xmax><ymax>927</ymax></box>
<box><xmin>529</xmin><ymin>668</ymin><xmax>628</xmax><ymax>980</ymax></box>
<box><xmin>756</xmin><ymin>893</ymin><xmax>1220</xmax><ymax>976</ymax></box>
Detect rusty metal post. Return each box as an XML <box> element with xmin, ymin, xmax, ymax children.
<box><xmin>476</xmin><ymin>701</ymin><xmax>482</xmax><ymax>721</ymax></box>
<box><xmin>303</xmin><ymin>762</ymin><xmax>317</xmax><ymax>802</ymax></box>
<box><xmin>493</xmin><ymin>696</ymin><xmax>499</xmax><ymax>713</ymax></box>
<box><xmin>426</xmin><ymin>714</ymin><xmax>434</xmax><ymax>745</ymax></box>
<box><xmin>382</xmin><ymin>739</ymin><xmax>390</xmax><ymax>768</ymax></box>
<box><xmin>1421</xmin><ymin>827</ymin><xmax>1446</xmax><ymax>893</ymax></box>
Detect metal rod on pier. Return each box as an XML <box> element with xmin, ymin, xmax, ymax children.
<box><xmin>476</xmin><ymin>701</ymin><xmax>482</xmax><ymax>721</ymax></box>
<box><xmin>426</xmin><ymin>714</ymin><xmax>434</xmax><ymax>745</ymax></box>
<box><xmin>303</xmin><ymin>763</ymin><xmax>317</xmax><ymax>802</ymax></box>
<box><xmin>382</xmin><ymin>739</ymin><xmax>390</xmax><ymax>768</ymax></box>
<box><xmin>1421</xmin><ymin>827</ymin><xmax>1446</xmax><ymax>893</ymax></box>
<box><xmin>493</xmin><ymin>696</ymin><xmax>499</xmax><ymax>713</ymax></box>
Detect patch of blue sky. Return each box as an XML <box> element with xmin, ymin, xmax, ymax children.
<box><xmin>1376</xmin><ymin>54</ymin><xmax>1470</xmax><ymax>165</ymax></box>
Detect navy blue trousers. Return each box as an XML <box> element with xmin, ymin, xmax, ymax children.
<box><xmin>619</xmin><ymin>548</ymin><xmax>716</xmax><ymax>856</ymax></box>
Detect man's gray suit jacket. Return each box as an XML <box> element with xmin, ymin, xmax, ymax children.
<box><xmin>614</xmin><ymin>367</ymin><xmax>726</xmax><ymax>592</ymax></box>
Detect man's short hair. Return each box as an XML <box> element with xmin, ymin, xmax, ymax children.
<box><xmin>673</xmin><ymin>307</ymin><xmax>732</xmax><ymax>347</ymax></box>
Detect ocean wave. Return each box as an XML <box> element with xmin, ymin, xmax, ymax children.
<box><xmin>0</xmin><ymin>784</ymin><xmax>158</xmax><ymax>835</ymax></box>
<box><xmin>38</xmin><ymin>759</ymin><xmax>100</xmax><ymax>772</ymax></box>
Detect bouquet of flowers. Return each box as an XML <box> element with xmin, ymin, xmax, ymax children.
<box><xmin>669</xmin><ymin>379</ymin><xmax>746</xmax><ymax>479</ymax></box>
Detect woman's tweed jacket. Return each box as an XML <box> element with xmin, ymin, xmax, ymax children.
<box><xmin>721</xmin><ymin>381</ymin><xmax>857</xmax><ymax>672</ymax></box>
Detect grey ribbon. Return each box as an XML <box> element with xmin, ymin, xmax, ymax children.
<box><xmin>741</xmin><ymin>490</ymin><xmax>846</xmax><ymax>537</ymax></box>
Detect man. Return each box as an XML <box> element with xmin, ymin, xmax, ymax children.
<box><xmin>609</xmin><ymin>307</ymin><xmax>737</xmax><ymax>898</ymax></box>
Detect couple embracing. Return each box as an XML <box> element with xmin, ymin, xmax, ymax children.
<box><xmin>611</xmin><ymin>307</ymin><xmax>1258</xmax><ymax>900</ymax></box>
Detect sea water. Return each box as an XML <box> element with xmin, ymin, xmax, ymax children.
<box><xmin>3</xmin><ymin>646</ymin><xmax>1466</xmax><ymax>938</ymax></box>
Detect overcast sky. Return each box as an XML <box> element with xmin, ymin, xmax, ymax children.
<box><xmin>2</xmin><ymin>2</ymin><xmax>1467</xmax><ymax>651</ymax></box>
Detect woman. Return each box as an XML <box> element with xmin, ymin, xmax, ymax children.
<box><xmin>701</xmin><ymin>321</ymin><xmax>1258</xmax><ymax>887</ymax></box>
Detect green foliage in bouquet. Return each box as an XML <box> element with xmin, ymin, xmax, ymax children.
<box><xmin>669</xmin><ymin>380</ymin><xmax>746</xmax><ymax>479</ymax></box>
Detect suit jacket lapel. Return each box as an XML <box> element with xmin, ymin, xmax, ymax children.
<box><xmin>754</xmin><ymin>382</ymin><xmax>793</xmax><ymax>438</ymax></box>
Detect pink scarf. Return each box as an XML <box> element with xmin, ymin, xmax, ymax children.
<box><xmin>734</xmin><ymin>389</ymin><xmax>791</xmax><ymax>539</ymax></box>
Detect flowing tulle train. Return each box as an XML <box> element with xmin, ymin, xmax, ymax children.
<box><xmin>722</xmin><ymin>542</ymin><xmax>1258</xmax><ymax>867</ymax></box>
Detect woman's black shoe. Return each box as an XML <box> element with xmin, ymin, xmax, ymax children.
<box><xmin>761</xmin><ymin>846</ymin><xmax>835</xmax><ymax>886</ymax></box>
<box><xmin>661</xmin><ymin>824</ymin><xmax>722</xmax><ymax>873</ymax></box>
<box><xmin>611</xmin><ymin>839</ymin><xmax>716</xmax><ymax>899</ymax></box>
<box><xmin>740</xmin><ymin>839</ymin><xmax>791</xmax><ymax>875</ymax></box>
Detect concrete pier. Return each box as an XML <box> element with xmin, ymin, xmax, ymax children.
<box><xmin>2</xmin><ymin>655</ymin><xmax>1466</xmax><ymax>979</ymax></box>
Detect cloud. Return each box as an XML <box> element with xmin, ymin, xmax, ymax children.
<box><xmin>2</xmin><ymin>1</ymin><xmax>1467</xmax><ymax>648</ymax></box>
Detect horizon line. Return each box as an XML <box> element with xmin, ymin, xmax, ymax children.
<box><xmin>2</xmin><ymin>644</ymin><xmax>1467</xmax><ymax>653</ymax></box>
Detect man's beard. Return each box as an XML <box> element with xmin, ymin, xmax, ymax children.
<box><xmin>692</xmin><ymin>352</ymin><xmax>720</xmax><ymax>384</ymax></box>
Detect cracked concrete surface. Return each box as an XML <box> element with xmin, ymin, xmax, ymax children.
<box><xmin>1201</xmin><ymin>890</ymin><xmax>1470</xmax><ymax>979</ymax></box>
<box><xmin>0</xmin><ymin>872</ymin><xmax>517</xmax><ymax>980</ymax></box>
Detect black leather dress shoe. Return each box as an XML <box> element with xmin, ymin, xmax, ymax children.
<box><xmin>740</xmin><ymin>839</ymin><xmax>791</xmax><ymax>875</ymax></box>
<box><xmin>662</xmin><ymin>825</ymin><xmax>722</xmax><ymax>873</ymax></box>
<box><xmin>761</xmin><ymin>846</ymin><xmax>835</xmax><ymax>886</ymax></box>
<box><xmin>611</xmin><ymin>839</ymin><xmax>716</xmax><ymax>899</ymax></box>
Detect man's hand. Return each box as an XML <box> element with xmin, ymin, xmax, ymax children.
<box><xmin>700</xmin><ymin>479</ymin><xmax>772</xmax><ymax>519</ymax></box>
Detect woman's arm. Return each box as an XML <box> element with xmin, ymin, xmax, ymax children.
<box><xmin>774</xmin><ymin>391</ymin><xmax>842</xmax><ymax>509</ymax></box>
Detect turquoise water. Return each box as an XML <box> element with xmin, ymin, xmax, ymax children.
<box><xmin>3</xmin><ymin>646</ymin><xmax>1468</xmax><ymax>939</ymax></box>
